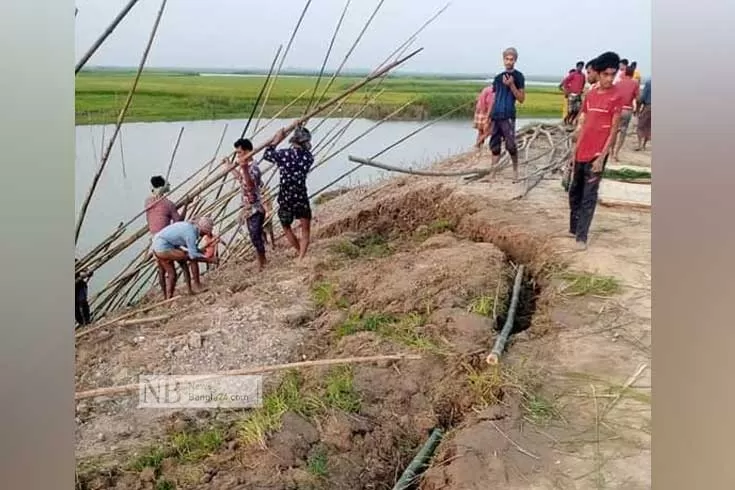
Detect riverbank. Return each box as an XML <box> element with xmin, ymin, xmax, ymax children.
<box><xmin>76</xmin><ymin>72</ymin><xmax>564</xmax><ymax>125</ymax></box>
<box><xmin>75</xmin><ymin>136</ymin><xmax>651</xmax><ymax>489</ymax></box>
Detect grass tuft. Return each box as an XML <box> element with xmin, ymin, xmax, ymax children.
<box><xmin>558</xmin><ymin>271</ymin><xmax>621</xmax><ymax>297</ymax></box>
<box><xmin>311</xmin><ymin>281</ymin><xmax>349</xmax><ymax>310</ymax></box>
<box><xmin>335</xmin><ymin>311</ymin><xmax>441</xmax><ymax>352</ymax></box>
<box><xmin>130</xmin><ymin>446</ymin><xmax>167</xmax><ymax>472</ymax></box>
<box><xmin>155</xmin><ymin>480</ymin><xmax>176</xmax><ymax>490</ymax></box>
<box><xmin>323</xmin><ymin>367</ymin><xmax>361</xmax><ymax>413</ymax></box>
<box><xmin>170</xmin><ymin>428</ymin><xmax>224</xmax><ymax>463</ymax></box>
<box><xmin>307</xmin><ymin>447</ymin><xmax>329</xmax><ymax>478</ymax></box>
<box><xmin>330</xmin><ymin>233</ymin><xmax>393</xmax><ymax>260</ymax></box>
<box><xmin>467</xmin><ymin>295</ymin><xmax>496</xmax><ymax>318</ymax></box>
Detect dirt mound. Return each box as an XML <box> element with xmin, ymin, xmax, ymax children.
<box><xmin>332</xmin><ymin>237</ymin><xmax>509</xmax><ymax>315</ymax></box>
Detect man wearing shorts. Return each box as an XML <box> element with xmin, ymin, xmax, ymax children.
<box><xmin>560</xmin><ymin>61</ymin><xmax>586</xmax><ymax>126</ymax></box>
<box><xmin>612</xmin><ymin>66</ymin><xmax>640</xmax><ymax>161</ymax></box>
<box><xmin>489</xmin><ymin>47</ymin><xmax>526</xmax><ymax>181</ymax></box>
<box><xmin>151</xmin><ymin>217</ymin><xmax>217</xmax><ymax>298</ymax></box>
<box><xmin>263</xmin><ymin>125</ymin><xmax>314</xmax><ymax>260</ymax></box>
<box><xmin>226</xmin><ymin>138</ymin><xmax>268</xmax><ymax>271</ymax></box>
<box><xmin>635</xmin><ymin>79</ymin><xmax>651</xmax><ymax>151</ymax></box>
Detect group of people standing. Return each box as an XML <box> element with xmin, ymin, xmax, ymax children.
<box><xmin>75</xmin><ymin>124</ymin><xmax>315</xmax><ymax>327</ymax></box>
<box><xmin>473</xmin><ymin>48</ymin><xmax>652</xmax><ymax>252</ymax></box>
<box><xmin>145</xmin><ymin>125</ymin><xmax>315</xmax><ymax>300</ymax></box>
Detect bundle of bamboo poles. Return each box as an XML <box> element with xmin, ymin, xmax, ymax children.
<box><xmin>75</xmin><ymin>0</ymin><xmax>455</xmax><ymax>321</ymax></box>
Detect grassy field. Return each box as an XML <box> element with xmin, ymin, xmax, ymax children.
<box><xmin>75</xmin><ymin>71</ymin><xmax>564</xmax><ymax>125</ymax></box>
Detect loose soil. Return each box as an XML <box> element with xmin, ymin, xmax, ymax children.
<box><xmin>75</xmin><ymin>137</ymin><xmax>651</xmax><ymax>490</ymax></box>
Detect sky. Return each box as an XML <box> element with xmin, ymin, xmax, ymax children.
<box><xmin>75</xmin><ymin>0</ymin><xmax>651</xmax><ymax>77</ymax></box>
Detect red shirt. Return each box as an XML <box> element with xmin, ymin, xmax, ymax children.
<box><xmin>145</xmin><ymin>196</ymin><xmax>182</xmax><ymax>234</ymax></box>
<box><xmin>562</xmin><ymin>71</ymin><xmax>586</xmax><ymax>95</ymax></box>
<box><xmin>576</xmin><ymin>86</ymin><xmax>623</xmax><ymax>162</ymax></box>
<box><xmin>614</xmin><ymin>77</ymin><xmax>640</xmax><ymax>110</ymax></box>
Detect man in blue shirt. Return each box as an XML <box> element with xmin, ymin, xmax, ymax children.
<box><xmin>151</xmin><ymin>217</ymin><xmax>218</xmax><ymax>298</ymax></box>
<box><xmin>489</xmin><ymin>47</ymin><xmax>526</xmax><ymax>181</ymax></box>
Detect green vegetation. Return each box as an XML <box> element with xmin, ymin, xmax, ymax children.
<box><xmin>467</xmin><ymin>295</ymin><xmax>498</xmax><ymax>318</ymax></box>
<box><xmin>558</xmin><ymin>271</ymin><xmax>622</xmax><ymax>297</ymax></box>
<box><xmin>336</xmin><ymin>312</ymin><xmax>441</xmax><ymax>352</ymax></box>
<box><xmin>329</xmin><ymin>233</ymin><xmax>393</xmax><ymax>259</ymax></box>
<box><xmin>311</xmin><ymin>281</ymin><xmax>349</xmax><ymax>310</ymax></box>
<box><xmin>238</xmin><ymin>368</ymin><xmax>361</xmax><ymax>447</ymax></box>
<box><xmin>603</xmin><ymin>168</ymin><xmax>651</xmax><ymax>182</ymax></box>
<box><xmin>128</xmin><ymin>426</ymin><xmax>224</xmax><ymax>476</ymax></box>
<box><xmin>307</xmin><ymin>447</ymin><xmax>329</xmax><ymax>478</ymax></box>
<box><xmin>76</xmin><ymin>71</ymin><xmax>564</xmax><ymax>124</ymax></box>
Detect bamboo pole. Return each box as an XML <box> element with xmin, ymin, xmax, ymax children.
<box><xmin>75</xmin><ymin>0</ymin><xmax>144</xmax><ymax>74</ymax></box>
<box><xmin>487</xmin><ymin>265</ymin><xmax>525</xmax><ymax>365</ymax></box>
<box><xmin>304</xmin><ymin>0</ymin><xmax>352</xmax><ymax>116</ymax></box>
<box><xmin>75</xmin><ymin>0</ymin><xmax>169</xmax><ymax>243</ymax></box>
<box><xmin>78</xmin><ymin>49</ymin><xmax>423</xmax><ymax>282</ymax></box>
<box><xmin>75</xmin><ymin>354</ymin><xmax>422</xmax><ymax>401</ymax></box>
<box><xmin>165</xmin><ymin>126</ymin><xmax>185</xmax><ymax>181</ymax></box>
<box><xmin>252</xmin><ymin>0</ymin><xmax>314</xmax><ymax>135</ymax></box>
<box><xmin>311</xmin><ymin>0</ymin><xmax>387</xmax><ymax>116</ymax></box>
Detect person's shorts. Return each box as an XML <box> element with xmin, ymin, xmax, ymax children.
<box><xmin>278</xmin><ymin>201</ymin><xmax>312</xmax><ymax>228</ymax></box>
<box><xmin>488</xmin><ymin>118</ymin><xmax>517</xmax><ymax>155</ymax></box>
<box><xmin>151</xmin><ymin>236</ymin><xmax>176</xmax><ymax>255</ymax></box>
<box><xmin>618</xmin><ymin>108</ymin><xmax>633</xmax><ymax>134</ymax></box>
<box><xmin>567</xmin><ymin>94</ymin><xmax>582</xmax><ymax>115</ymax></box>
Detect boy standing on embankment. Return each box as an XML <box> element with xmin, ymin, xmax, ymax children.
<box><xmin>568</xmin><ymin>52</ymin><xmax>623</xmax><ymax>251</ymax></box>
<box><xmin>225</xmin><ymin>138</ymin><xmax>269</xmax><ymax>271</ymax></box>
<box><xmin>488</xmin><ymin>47</ymin><xmax>526</xmax><ymax>182</ymax></box>
<box><xmin>263</xmin><ymin>125</ymin><xmax>314</xmax><ymax>261</ymax></box>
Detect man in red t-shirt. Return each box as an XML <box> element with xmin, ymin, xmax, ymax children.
<box><xmin>568</xmin><ymin>52</ymin><xmax>623</xmax><ymax>250</ymax></box>
<box><xmin>559</xmin><ymin>61</ymin><xmax>586</xmax><ymax>126</ymax></box>
<box><xmin>612</xmin><ymin>66</ymin><xmax>640</xmax><ymax>161</ymax></box>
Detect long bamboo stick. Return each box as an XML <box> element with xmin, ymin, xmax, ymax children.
<box><xmin>79</xmin><ymin>49</ymin><xmax>423</xmax><ymax>280</ymax></box>
<box><xmin>75</xmin><ymin>0</ymin><xmax>144</xmax><ymax>74</ymax></box>
<box><xmin>304</xmin><ymin>0</ymin><xmax>352</xmax><ymax>115</ymax></box>
<box><xmin>75</xmin><ymin>0</ymin><xmax>169</xmax><ymax>243</ymax></box>
<box><xmin>252</xmin><ymin>0</ymin><xmax>314</xmax><ymax>136</ymax></box>
<box><xmin>165</xmin><ymin>126</ymin><xmax>185</xmax><ymax>181</ymax></box>
<box><xmin>75</xmin><ymin>354</ymin><xmax>422</xmax><ymax>401</ymax></box>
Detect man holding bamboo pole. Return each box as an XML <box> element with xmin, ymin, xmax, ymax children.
<box><xmin>263</xmin><ymin>125</ymin><xmax>314</xmax><ymax>260</ymax></box>
<box><xmin>225</xmin><ymin>138</ymin><xmax>269</xmax><ymax>271</ymax></box>
<box><xmin>151</xmin><ymin>217</ymin><xmax>218</xmax><ymax>298</ymax></box>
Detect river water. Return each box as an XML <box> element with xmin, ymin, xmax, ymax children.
<box><xmin>75</xmin><ymin>116</ymin><xmax>554</xmax><ymax>298</ymax></box>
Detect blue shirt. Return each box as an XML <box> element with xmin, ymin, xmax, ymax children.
<box><xmin>154</xmin><ymin>221</ymin><xmax>205</xmax><ymax>260</ymax></box>
<box><xmin>640</xmin><ymin>79</ymin><xmax>651</xmax><ymax>106</ymax></box>
<box><xmin>491</xmin><ymin>69</ymin><xmax>525</xmax><ymax>121</ymax></box>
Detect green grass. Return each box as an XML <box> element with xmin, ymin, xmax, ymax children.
<box><xmin>307</xmin><ymin>447</ymin><xmax>329</xmax><ymax>478</ymax></box>
<box><xmin>238</xmin><ymin>368</ymin><xmax>361</xmax><ymax>447</ymax></box>
<box><xmin>330</xmin><ymin>233</ymin><xmax>393</xmax><ymax>260</ymax></box>
<box><xmin>155</xmin><ymin>480</ymin><xmax>176</xmax><ymax>490</ymax></box>
<box><xmin>130</xmin><ymin>446</ymin><xmax>168</xmax><ymax>473</ymax></box>
<box><xmin>311</xmin><ymin>281</ymin><xmax>349</xmax><ymax>310</ymax></box>
<box><xmin>558</xmin><ymin>271</ymin><xmax>622</xmax><ymax>297</ymax></box>
<box><xmin>336</xmin><ymin>311</ymin><xmax>441</xmax><ymax>352</ymax></box>
<box><xmin>467</xmin><ymin>295</ymin><xmax>497</xmax><ymax>318</ymax></box>
<box><xmin>603</xmin><ymin>168</ymin><xmax>651</xmax><ymax>181</ymax></box>
<box><xmin>76</xmin><ymin>71</ymin><xmax>564</xmax><ymax>124</ymax></box>
<box><xmin>170</xmin><ymin>428</ymin><xmax>224</xmax><ymax>463</ymax></box>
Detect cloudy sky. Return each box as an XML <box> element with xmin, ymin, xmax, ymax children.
<box><xmin>75</xmin><ymin>0</ymin><xmax>651</xmax><ymax>77</ymax></box>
